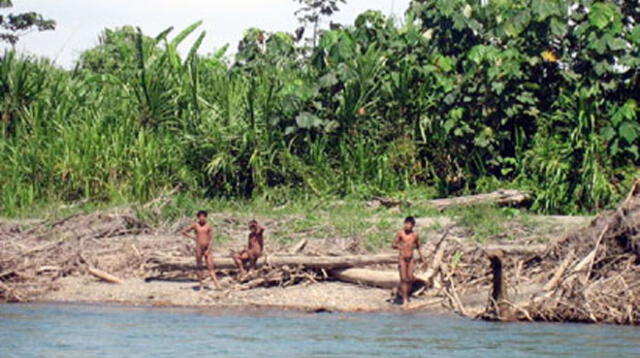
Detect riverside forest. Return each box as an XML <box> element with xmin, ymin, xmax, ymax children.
<box><xmin>3</xmin><ymin>0</ymin><xmax>640</xmax><ymax>335</ymax></box>
<box><xmin>1</xmin><ymin>0</ymin><xmax>639</xmax><ymax>217</ymax></box>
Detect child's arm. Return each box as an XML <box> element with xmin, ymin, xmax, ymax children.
<box><xmin>256</xmin><ymin>222</ymin><xmax>265</xmax><ymax>234</ymax></box>
<box><xmin>392</xmin><ymin>231</ymin><xmax>401</xmax><ymax>249</ymax></box>
<box><xmin>182</xmin><ymin>224</ymin><xmax>196</xmax><ymax>240</ymax></box>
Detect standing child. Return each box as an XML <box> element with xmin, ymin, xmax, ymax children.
<box><xmin>182</xmin><ymin>210</ymin><xmax>221</xmax><ymax>290</ymax></box>
<box><xmin>232</xmin><ymin>220</ymin><xmax>265</xmax><ymax>276</ymax></box>
<box><xmin>392</xmin><ymin>216</ymin><xmax>424</xmax><ymax>305</ymax></box>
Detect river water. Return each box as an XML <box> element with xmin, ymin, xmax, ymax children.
<box><xmin>0</xmin><ymin>304</ymin><xmax>638</xmax><ymax>358</ymax></box>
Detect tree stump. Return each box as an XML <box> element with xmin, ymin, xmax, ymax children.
<box><xmin>486</xmin><ymin>249</ymin><xmax>515</xmax><ymax>321</ymax></box>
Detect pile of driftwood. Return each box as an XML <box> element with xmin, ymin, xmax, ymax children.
<box><xmin>145</xmin><ymin>227</ymin><xmax>546</xmax><ymax>315</ymax></box>
<box><xmin>519</xmin><ymin>183</ymin><xmax>640</xmax><ymax>324</ymax></box>
<box><xmin>146</xmin><ymin>250</ymin><xmax>399</xmax><ymax>292</ymax></box>
<box><xmin>0</xmin><ymin>208</ymin><xmax>149</xmax><ymax>302</ymax></box>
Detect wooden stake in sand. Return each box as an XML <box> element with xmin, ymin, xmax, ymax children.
<box><xmin>486</xmin><ymin>249</ymin><xmax>514</xmax><ymax>321</ymax></box>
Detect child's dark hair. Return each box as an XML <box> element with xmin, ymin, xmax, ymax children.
<box><xmin>404</xmin><ymin>216</ymin><xmax>416</xmax><ymax>225</ymax></box>
<box><xmin>197</xmin><ymin>210</ymin><xmax>208</xmax><ymax>218</ymax></box>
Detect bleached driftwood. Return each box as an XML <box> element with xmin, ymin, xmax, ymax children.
<box><xmin>427</xmin><ymin>189</ymin><xmax>530</xmax><ymax>211</ymax></box>
<box><xmin>149</xmin><ymin>254</ymin><xmax>397</xmax><ymax>272</ymax></box>
<box><xmin>88</xmin><ymin>267</ymin><xmax>123</xmax><ymax>284</ymax></box>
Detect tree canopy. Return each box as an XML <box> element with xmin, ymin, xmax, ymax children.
<box><xmin>0</xmin><ymin>0</ymin><xmax>55</xmax><ymax>44</ymax></box>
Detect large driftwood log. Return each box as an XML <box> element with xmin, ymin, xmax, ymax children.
<box><xmin>330</xmin><ymin>268</ymin><xmax>435</xmax><ymax>289</ymax></box>
<box><xmin>427</xmin><ymin>189</ymin><xmax>530</xmax><ymax>211</ymax></box>
<box><xmin>331</xmin><ymin>268</ymin><xmax>399</xmax><ymax>288</ymax></box>
<box><xmin>149</xmin><ymin>254</ymin><xmax>397</xmax><ymax>272</ymax></box>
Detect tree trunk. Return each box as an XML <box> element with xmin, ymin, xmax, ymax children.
<box><xmin>330</xmin><ymin>268</ymin><xmax>399</xmax><ymax>288</ymax></box>
<box><xmin>486</xmin><ymin>249</ymin><xmax>514</xmax><ymax>320</ymax></box>
<box><xmin>149</xmin><ymin>254</ymin><xmax>397</xmax><ymax>272</ymax></box>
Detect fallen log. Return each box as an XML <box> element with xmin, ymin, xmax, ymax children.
<box><xmin>331</xmin><ymin>268</ymin><xmax>399</xmax><ymax>288</ymax></box>
<box><xmin>88</xmin><ymin>267</ymin><xmax>123</xmax><ymax>284</ymax></box>
<box><xmin>426</xmin><ymin>189</ymin><xmax>530</xmax><ymax>211</ymax></box>
<box><xmin>330</xmin><ymin>268</ymin><xmax>438</xmax><ymax>289</ymax></box>
<box><xmin>149</xmin><ymin>254</ymin><xmax>397</xmax><ymax>272</ymax></box>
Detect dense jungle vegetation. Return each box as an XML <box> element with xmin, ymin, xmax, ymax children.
<box><xmin>1</xmin><ymin>0</ymin><xmax>639</xmax><ymax>216</ymax></box>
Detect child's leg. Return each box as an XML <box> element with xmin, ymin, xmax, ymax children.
<box><xmin>406</xmin><ymin>259</ymin><xmax>416</xmax><ymax>302</ymax></box>
<box><xmin>408</xmin><ymin>259</ymin><xmax>415</xmax><ymax>281</ymax></box>
<box><xmin>233</xmin><ymin>251</ymin><xmax>246</xmax><ymax>275</ymax></box>
<box><xmin>205</xmin><ymin>250</ymin><xmax>220</xmax><ymax>288</ymax></box>
<box><xmin>398</xmin><ymin>259</ymin><xmax>409</xmax><ymax>303</ymax></box>
<box><xmin>195</xmin><ymin>246</ymin><xmax>204</xmax><ymax>289</ymax></box>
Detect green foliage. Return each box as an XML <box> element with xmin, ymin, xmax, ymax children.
<box><xmin>294</xmin><ymin>0</ymin><xmax>346</xmax><ymax>46</ymax></box>
<box><xmin>0</xmin><ymin>0</ymin><xmax>55</xmax><ymax>44</ymax></box>
<box><xmin>2</xmin><ymin>0</ymin><xmax>640</xmax><ymax>216</ymax></box>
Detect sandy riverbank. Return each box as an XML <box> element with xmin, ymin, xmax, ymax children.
<box><xmin>1</xmin><ymin>199</ymin><xmax>602</xmax><ymax>319</ymax></box>
<box><xmin>40</xmin><ymin>277</ymin><xmax>427</xmax><ymax>313</ymax></box>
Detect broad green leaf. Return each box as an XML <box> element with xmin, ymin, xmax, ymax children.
<box><xmin>532</xmin><ymin>0</ymin><xmax>560</xmax><ymax>20</ymax></box>
<box><xmin>318</xmin><ymin>72</ymin><xmax>338</xmax><ymax>88</ymax></box>
<box><xmin>503</xmin><ymin>21</ymin><xmax>519</xmax><ymax>37</ymax></box>
<box><xmin>588</xmin><ymin>2</ymin><xmax>615</xmax><ymax>30</ymax></box>
<box><xmin>450</xmin><ymin>107</ymin><xmax>464</xmax><ymax>120</ymax></box>
<box><xmin>435</xmin><ymin>74</ymin><xmax>455</xmax><ymax>92</ymax></box>
<box><xmin>600</xmin><ymin>126</ymin><xmax>616</xmax><ymax>141</ymax></box>
<box><xmin>436</xmin><ymin>55</ymin><xmax>454</xmax><ymax>72</ymax></box>
<box><xmin>588</xmin><ymin>36</ymin><xmax>607</xmax><ymax>55</ymax></box>
<box><xmin>607</xmin><ymin>36</ymin><xmax>627</xmax><ymax>51</ymax></box>
<box><xmin>319</xmin><ymin>30</ymin><xmax>339</xmax><ymax>49</ymax></box>
<box><xmin>491</xmin><ymin>81</ymin><xmax>505</xmax><ymax>94</ymax></box>
<box><xmin>443</xmin><ymin>118</ymin><xmax>456</xmax><ymax>134</ymax></box>
<box><xmin>154</xmin><ymin>27</ymin><xmax>174</xmax><ymax>43</ymax></box>
<box><xmin>624</xmin><ymin>100</ymin><xmax>638</xmax><ymax>116</ymax></box>
<box><xmin>295</xmin><ymin>112</ymin><xmax>322</xmax><ymax>129</ymax></box>
<box><xmin>619</xmin><ymin>122</ymin><xmax>639</xmax><ymax>144</ymax></box>
<box><xmin>171</xmin><ymin>21</ymin><xmax>203</xmax><ymax>47</ymax></box>
<box><xmin>186</xmin><ymin>31</ymin><xmax>206</xmax><ymax>63</ymax></box>
<box><xmin>468</xmin><ymin>45</ymin><xmax>498</xmax><ymax>64</ymax></box>
<box><xmin>631</xmin><ymin>26</ymin><xmax>640</xmax><ymax>44</ymax></box>
<box><xmin>468</xmin><ymin>46</ymin><xmax>484</xmax><ymax>64</ymax></box>
<box><xmin>550</xmin><ymin>17</ymin><xmax>567</xmax><ymax>37</ymax></box>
